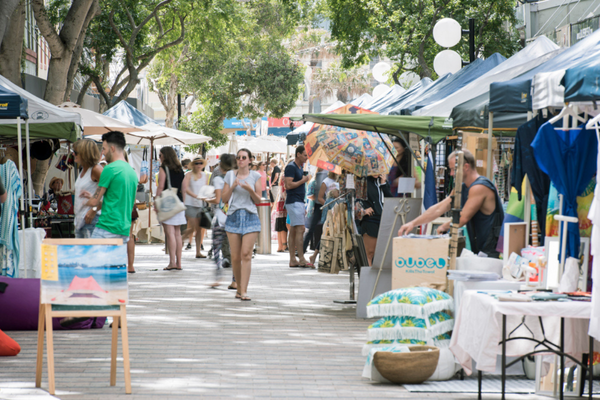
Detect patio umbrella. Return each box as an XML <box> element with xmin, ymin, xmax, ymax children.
<box><xmin>59</xmin><ymin>102</ymin><xmax>143</xmax><ymax>135</ymax></box>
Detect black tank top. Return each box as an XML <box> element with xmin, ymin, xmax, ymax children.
<box><xmin>161</xmin><ymin>165</ymin><xmax>185</xmax><ymax>202</ymax></box>
<box><xmin>460</xmin><ymin>176</ymin><xmax>504</xmax><ymax>258</ymax></box>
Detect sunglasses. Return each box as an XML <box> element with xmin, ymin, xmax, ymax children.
<box><xmin>194</xmin><ymin>162</ymin><xmax>203</xmax><ymax>165</ymax></box>
<box><xmin>236</xmin><ymin>156</ymin><xmax>248</xmax><ymax>161</ymax></box>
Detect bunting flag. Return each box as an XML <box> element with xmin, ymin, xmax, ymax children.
<box><xmin>423</xmin><ymin>150</ymin><xmax>437</xmax><ymax>210</ymax></box>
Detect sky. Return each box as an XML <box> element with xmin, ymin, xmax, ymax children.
<box><xmin>57</xmin><ymin>245</ymin><xmax>127</xmax><ymax>268</ymax></box>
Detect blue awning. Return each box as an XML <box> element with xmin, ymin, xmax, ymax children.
<box><xmin>103</xmin><ymin>100</ymin><xmax>156</xmax><ymax>126</ymax></box>
<box><xmin>563</xmin><ymin>57</ymin><xmax>600</xmax><ymax>102</ymax></box>
<box><xmin>0</xmin><ymin>85</ymin><xmax>28</xmax><ymax>119</ymax></box>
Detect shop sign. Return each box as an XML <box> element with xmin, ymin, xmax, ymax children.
<box><xmin>268</xmin><ymin>117</ymin><xmax>303</xmax><ymax>128</ymax></box>
<box><xmin>571</xmin><ymin>17</ymin><xmax>599</xmax><ymax>45</ymax></box>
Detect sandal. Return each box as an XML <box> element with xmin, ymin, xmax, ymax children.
<box><xmin>235</xmin><ymin>292</ymin><xmax>242</xmax><ymax>299</ymax></box>
<box><xmin>227</xmin><ymin>284</ymin><xmax>237</xmax><ymax>290</ymax></box>
<box><xmin>163</xmin><ymin>265</ymin><xmax>181</xmax><ymax>271</ymax></box>
<box><xmin>240</xmin><ymin>295</ymin><xmax>251</xmax><ymax>301</ymax></box>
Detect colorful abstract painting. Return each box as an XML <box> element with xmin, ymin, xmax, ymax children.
<box><xmin>41</xmin><ymin>241</ymin><xmax>128</xmax><ymax>305</ymax></box>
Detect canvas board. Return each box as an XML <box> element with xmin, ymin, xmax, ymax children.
<box><xmin>41</xmin><ymin>239</ymin><xmax>128</xmax><ymax>305</ymax></box>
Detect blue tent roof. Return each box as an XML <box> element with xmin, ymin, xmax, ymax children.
<box><xmin>402</xmin><ymin>53</ymin><xmax>506</xmax><ymax>115</ymax></box>
<box><xmin>103</xmin><ymin>100</ymin><xmax>156</xmax><ymax>127</ymax></box>
<box><xmin>563</xmin><ymin>57</ymin><xmax>600</xmax><ymax>102</ymax></box>
<box><xmin>489</xmin><ymin>28</ymin><xmax>600</xmax><ymax>112</ymax></box>
<box><xmin>0</xmin><ymin>85</ymin><xmax>28</xmax><ymax>119</ymax></box>
<box><xmin>371</xmin><ymin>79</ymin><xmax>433</xmax><ymax>115</ymax></box>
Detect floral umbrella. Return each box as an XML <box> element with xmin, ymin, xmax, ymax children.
<box><xmin>304</xmin><ymin>104</ymin><xmax>397</xmax><ymax>177</ymax></box>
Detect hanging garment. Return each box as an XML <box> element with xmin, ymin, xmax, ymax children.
<box><xmin>532</xmin><ymin>122</ymin><xmax>598</xmax><ymax>258</ymax></box>
<box><xmin>0</xmin><ymin>160</ymin><xmax>22</xmax><ymax>277</ymax></box>
<box><xmin>511</xmin><ymin>114</ymin><xmax>551</xmax><ymax>241</ymax></box>
<box><xmin>588</xmin><ymin>129</ymin><xmax>600</xmax><ymax>341</ymax></box>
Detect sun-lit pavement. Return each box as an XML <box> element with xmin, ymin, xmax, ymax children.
<box><xmin>1</xmin><ymin>240</ymin><xmax>558</xmax><ymax>399</ymax></box>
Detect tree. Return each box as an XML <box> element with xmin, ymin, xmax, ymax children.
<box><xmin>0</xmin><ymin>0</ymin><xmax>21</xmax><ymax>50</ymax></box>
<box><xmin>310</xmin><ymin>62</ymin><xmax>371</xmax><ymax>103</ymax></box>
<box><xmin>32</xmin><ymin>0</ymin><xmax>100</xmax><ymax>105</ymax></box>
<box><xmin>80</xmin><ymin>0</ymin><xmax>187</xmax><ymax>112</ymax></box>
<box><xmin>326</xmin><ymin>0</ymin><xmax>521</xmax><ymax>82</ymax></box>
<box><xmin>0</xmin><ymin>0</ymin><xmax>25</xmax><ymax>86</ymax></box>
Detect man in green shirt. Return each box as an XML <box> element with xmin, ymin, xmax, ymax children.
<box><xmin>85</xmin><ymin>131</ymin><xmax>138</xmax><ymax>243</ymax></box>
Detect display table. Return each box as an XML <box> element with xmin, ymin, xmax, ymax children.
<box><xmin>450</xmin><ymin>291</ymin><xmax>593</xmax><ymax>399</ymax></box>
<box><xmin>453</xmin><ymin>280</ymin><xmax>523</xmax><ymax>312</ymax></box>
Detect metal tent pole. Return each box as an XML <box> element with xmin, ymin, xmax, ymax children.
<box><xmin>26</xmin><ymin>120</ymin><xmax>33</xmax><ymax>227</ymax></box>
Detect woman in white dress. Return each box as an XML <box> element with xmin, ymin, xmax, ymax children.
<box><xmin>156</xmin><ymin>147</ymin><xmax>186</xmax><ymax>271</ymax></box>
<box><xmin>73</xmin><ymin>139</ymin><xmax>103</xmax><ymax>238</ymax></box>
<box><xmin>182</xmin><ymin>157</ymin><xmax>208</xmax><ymax>258</ymax></box>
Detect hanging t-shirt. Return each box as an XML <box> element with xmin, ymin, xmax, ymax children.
<box><xmin>532</xmin><ymin>121</ymin><xmax>598</xmax><ymax>258</ymax></box>
<box><xmin>96</xmin><ymin>160</ymin><xmax>138</xmax><ymax>236</ymax></box>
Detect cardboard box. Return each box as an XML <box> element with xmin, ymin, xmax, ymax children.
<box><xmin>462</xmin><ymin>131</ymin><xmax>497</xmax><ymax>176</ymax></box>
<box><xmin>392</xmin><ymin>237</ymin><xmax>449</xmax><ymax>289</ymax></box>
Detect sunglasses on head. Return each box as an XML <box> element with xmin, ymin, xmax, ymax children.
<box><xmin>236</xmin><ymin>156</ymin><xmax>247</xmax><ymax>161</ymax></box>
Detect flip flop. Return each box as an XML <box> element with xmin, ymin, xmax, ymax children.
<box><xmin>228</xmin><ymin>284</ymin><xmax>237</xmax><ymax>290</ymax></box>
<box><xmin>163</xmin><ymin>266</ymin><xmax>181</xmax><ymax>271</ymax></box>
<box><xmin>305</xmin><ymin>263</ymin><xmax>315</xmax><ymax>269</ymax></box>
<box><xmin>127</xmin><ymin>270</ymin><xmax>136</xmax><ymax>274</ymax></box>
<box><xmin>240</xmin><ymin>295</ymin><xmax>251</xmax><ymax>301</ymax></box>
<box><xmin>289</xmin><ymin>264</ymin><xmax>300</xmax><ymax>268</ymax></box>
<box><xmin>235</xmin><ymin>292</ymin><xmax>242</xmax><ymax>299</ymax></box>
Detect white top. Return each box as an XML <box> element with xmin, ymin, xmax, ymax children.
<box><xmin>588</xmin><ymin>133</ymin><xmax>600</xmax><ymax>341</ymax></box>
<box><xmin>212</xmin><ymin>176</ymin><xmax>227</xmax><ymax>226</ymax></box>
<box><xmin>532</xmin><ymin>70</ymin><xmax>566</xmax><ymax>110</ymax></box>
<box><xmin>450</xmin><ymin>290</ymin><xmax>592</xmax><ymax>374</ymax></box>
<box><xmin>322</xmin><ymin>177</ymin><xmax>339</xmax><ymax>197</ymax></box>
<box><xmin>184</xmin><ymin>172</ymin><xmax>207</xmax><ymax>207</ymax></box>
<box><xmin>74</xmin><ymin>166</ymin><xmax>101</xmax><ymax>230</ymax></box>
<box><xmin>224</xmin><ymin>170</ymin><xmax>261</xmax><ymax>215</ymax></box>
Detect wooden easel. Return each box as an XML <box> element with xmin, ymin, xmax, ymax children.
<box><xmin>36</xmin><ymin>238</ymin><xmax>131</xmax><ymax>395</ymax></box>
<box><xmin>35</xmin><ymin>303</ymin><xmax>131</xmax><ymax>395</ymax></box>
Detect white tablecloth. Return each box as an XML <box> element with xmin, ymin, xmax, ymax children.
<box><xmin>454</xmin><ymin>280</ymin><xmax>522</xmax><ymax>312</ymax></box>
<box><xmin>450</xmin><ymin>290</ymin><xmax>593</xmax><ymax>374</ymax></box>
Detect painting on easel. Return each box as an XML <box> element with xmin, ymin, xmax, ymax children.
<box><xmin>41</xmin><ymin>240</ymin><xmax>128</xmax><ymax>305</ymax></box>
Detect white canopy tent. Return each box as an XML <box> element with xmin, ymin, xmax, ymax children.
<box><xmin>59</xmin><ymin>102</ymin><xmax>143</xmax><ymax>135</ymax></box>
<box><xmin>413</xmin><ymin>36</ymin><xmax>561</xmax><ymax>118</ymax></box>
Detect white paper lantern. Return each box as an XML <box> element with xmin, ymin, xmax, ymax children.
<box><xmin>433</xmin><ymin>50</ymin><xmax>462</xmax><ymax>76</ymax></box>
<box><xmin>373</xmin><ymin>84</ymin><xmax>390</xmax><ymax>99</ymax></box>
<box><xmin>372</xmin><ymin>62</ymin><xmax>391</xmax><ymax>83</ymax></box>
<box><xmin>433</xmin><ymin>18</ymin><xmax>462</xmax><ymax>48</ymax></box>
<box><xmin>398</xmin><ymin>71</ymin><xmax>420</xmax><ymax>88</ymax></box>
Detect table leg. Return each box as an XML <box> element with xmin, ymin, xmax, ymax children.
<box><xmin>502</xmin><ymin>314</ymin><xmax>506</xmax><ymax>400</ymax></box>
<box><xmin>560</xmin><ymin>317</ymin><xmax>564</xmax><ymax>400</ymax></box>
<box><xmin>478</xmin><ymin>370</ymin><xmax>482</xmax><ymax>400</ymax></box>
<box><xmin>590</xmin><ymin>335</ymin><xmax>594</xmax><ymax>400</ymax></box>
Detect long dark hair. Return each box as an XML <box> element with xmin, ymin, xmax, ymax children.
<box><xmin>393</xmin><ymin>138</ymin><xmax>411</xmax><ymax>178</ymax></box>
<box><xmin>160</xmin><ymin>146</ymin><xmax>183</xmax><ymax>174</ymax></box>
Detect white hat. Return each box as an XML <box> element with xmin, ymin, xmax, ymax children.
<box><xmin>197</xmin><ymin>185</ymin><xmax>216</xmax><ymax>201</ymax></box>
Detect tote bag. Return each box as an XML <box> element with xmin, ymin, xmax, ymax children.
<box><xmin>139</xmin><ymin>147</ymin><xmax>149</xmax><ymax>184</ymax></box>
<box><xmin>155</xmin><ymin>166</ymin><xmax>186</xmax><ymax>222</ymax></box>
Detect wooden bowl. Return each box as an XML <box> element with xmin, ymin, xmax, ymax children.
<box><xmin>373</xmin><ymin>345</ymin><xmax>440</xmax><ymax>384</ymax></box>
<box><xmin>135</xmin><ymin>203</ymin><xmax>147</xmax><ymax>210</ymax></box>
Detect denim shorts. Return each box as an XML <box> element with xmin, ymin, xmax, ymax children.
<box><xmin>225</xmin><ymin>209</ymin><xmax>261</xmax><ymax>235</ymax></box>
<box><xmin>75</xmin><ymin>215</ymin><xmax>100</xmax><ymax>239</ymax></box>
<box><xmin>285</xmin><ymin>202</ymin><xmax>305</xmax><ymax>227</ymax></box>
<box><xmin>91</xmin><ymin>227</ymin><xmax>130</xmax><ymax>244</ymax></box>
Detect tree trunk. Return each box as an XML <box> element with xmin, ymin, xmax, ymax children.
<box><xmin>32</xmin><ymin>0</ymin><xmax>95</xmax><ymax>104</ymax></box>
<box><xmin>0</xmin><ymin>0</ymin><xmax>20</xmax><ymax>49</ymax></box>
<box><xmin>164</xmin><ymin>73</ymin><xmax>179</xmax><ymax>128</ymax></box>
<box><xmin>76</xmin><ymin>77</ymin><xmax>92</xmax><ymax>105</ymax></box>
<box><xmin>63</xmin><ymin>0</ymin><xmax>100</xmax><ymax>103</ymax></box>
<box><xmin>0</xmin><ymin>0</ymin><xmax>25</xmax><ymax>86</ymax></box>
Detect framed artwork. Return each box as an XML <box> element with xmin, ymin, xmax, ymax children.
<box><xmin>425</xmin><ymin>217</ymin><xmax>451</xmax><ymax>236</ymax></box>
<box><xmin>41</xmin><ymin>239</ymin><xmax>128</xmax><ymax>305</ymax></box>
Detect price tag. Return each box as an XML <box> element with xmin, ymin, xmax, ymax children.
<box><xmin>346</xmin><ymin>174</ymin><xmax>355</xmax><ymax>189</ymax></box>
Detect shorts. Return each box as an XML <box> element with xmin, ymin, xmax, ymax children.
<box><xmin>185</xmin><ymin>205</ymin><xmax>202</xmax><ymax>218</ymax></box>
<box><xmin>361</xmin><ymin>218</ymin><xmax>380</xmax><ymax>238</ymax></box>
<box><xmin>91</xmin><ymin>226</ymin><xmax>130</xmax><ymax>243</ymax></box>
<box><xmin>75</xmin><ymin>215</ymin><xmax>100</xmax><ymax>239</ymax></box>
<box><xmin>285</xmin><ymin>202</ymin><xmax>305</xmax><ymax>227</ymax></box>
<box><xmin>225</xmin><ymin>209</ymin><xmax>261</xmax><ymax>235</ymax></box>
<box><xmin>275</xmin><ymin>217</ymin><xmax>288</xmax><ymax>232</ymax></box>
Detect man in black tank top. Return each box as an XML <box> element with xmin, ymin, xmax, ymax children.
<box><xmin>398</xmin><ymin>149</ymin><xmax>504</xmax><ymax>258</ymax></box>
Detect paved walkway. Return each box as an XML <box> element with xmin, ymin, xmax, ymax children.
<box><xmin>1</xmin><ymin>242</ymin><xmax>556</xmax><ymax>399</ymax></box>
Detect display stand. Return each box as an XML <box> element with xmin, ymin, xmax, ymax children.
<box><xmin>35</xmin><ymin>304</ymin><xmax>131</xmax><ymax>395</ymax></box>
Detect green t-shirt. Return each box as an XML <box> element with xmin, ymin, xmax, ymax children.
<box><xmin>97</xmin><ymin>160</ymin><xmax>138</xmax><ymax>236</ymax></box>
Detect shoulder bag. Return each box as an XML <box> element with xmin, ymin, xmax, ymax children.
<box><xmin>155</xmin><ymin>166</ymin><xmax>186</xmax><ymax>222</ymax></box>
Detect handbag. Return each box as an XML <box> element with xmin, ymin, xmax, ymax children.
<box><xmin>318</xmin><ymin>210</ymin><xmax>341</xmax><ymax>274</ymax></box>
<box><xmin>155</xmin><ymin>166</ymin><xmax>186</xmax><ymax>222</ymax></box>
<box><xmin>198</xmin><ymin>206</ymin><xmax>213</xmax><ymax>230</ymax></box>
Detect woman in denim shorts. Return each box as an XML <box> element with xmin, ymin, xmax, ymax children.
<box><xmin>221</xmin><ymin>148</ymin><xmax>262</xmax><ymax>301</ymax></box>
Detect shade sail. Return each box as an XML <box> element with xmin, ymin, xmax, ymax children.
<box><xmin>414</xmin><ymin>36</ymin><xmax>560</xmax><ymax>118</ymax></box>
<box><xmin>0</xmin><ymin>74</ymin><xmax>81</xmax><ymax>141</ymax></box>
<box><xmin>489</xmin><ymin>28</ymin><xmax>600</xmax><ymax>112</ymax></box>
<box><xmin>563</xmin><ymin>57</ymin><xmax>600</xmax><ymax>102</ymax></box>
<box><xmin>399</xmin><ymin>54</ymin><xmax>506</xmax><ymax>115</ymax></box>
<box><xmin>103</xmin><ymin>100</ymin><xmax>156</xmax><ymax>127</ymax></box>
<box><xmin>302</xmin><ymin>113</ymin><xmax>453</xmax><ymax>144</ymax></box>
<box><xmin>0</xmin><ymin>85</ymin><xmax>27</xmax><ymax>119</ymax></box>
<box><xmin>59</xmin><ymin>102</ymin><xmax>143</xmax><ymax>135</ymax></box>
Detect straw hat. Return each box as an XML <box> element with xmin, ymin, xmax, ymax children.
<box><xmin>192</xmin><ymin>157</ymin><xmax>207</xmax><ymax>168</ymax></box>
<box><xmin>49</xmin><ymin>177</ymin><xmax>64</xmax><ymax>189</ymax></box>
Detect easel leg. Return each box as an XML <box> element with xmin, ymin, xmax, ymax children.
<box><xmin>110</xmin><ymin>316</ymin><xmax>119</xmax><ymax>386</ymax></box>
<box><xmin>120</xmin><ymin>306</ymin><xmax>132</xmax><ymax>394</ymax></box>
<box><xmin>35</xmin><ymin>302</ymin><xmax>45</xmax><ymax>388</ymax></box>
<box><xmin>44</xmin><ymin>304</ymin><xmax>56</xmax><ymax>395</ymax></box>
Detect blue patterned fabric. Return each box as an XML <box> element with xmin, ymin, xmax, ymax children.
<box><xmin>0</xmin><ymin>160</ymin><xmax>22</xmax><ymax>277</ymax></box>
<box><xmin>367</xmin><ymin>287</ymin><xmax>454</xmax><ymax>318</ymax></box>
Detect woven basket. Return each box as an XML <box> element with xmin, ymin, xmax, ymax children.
<box><xmin>373</xmin><ymin>345</ymin><xmax>440</xmax><ymax>384</ymax></box>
